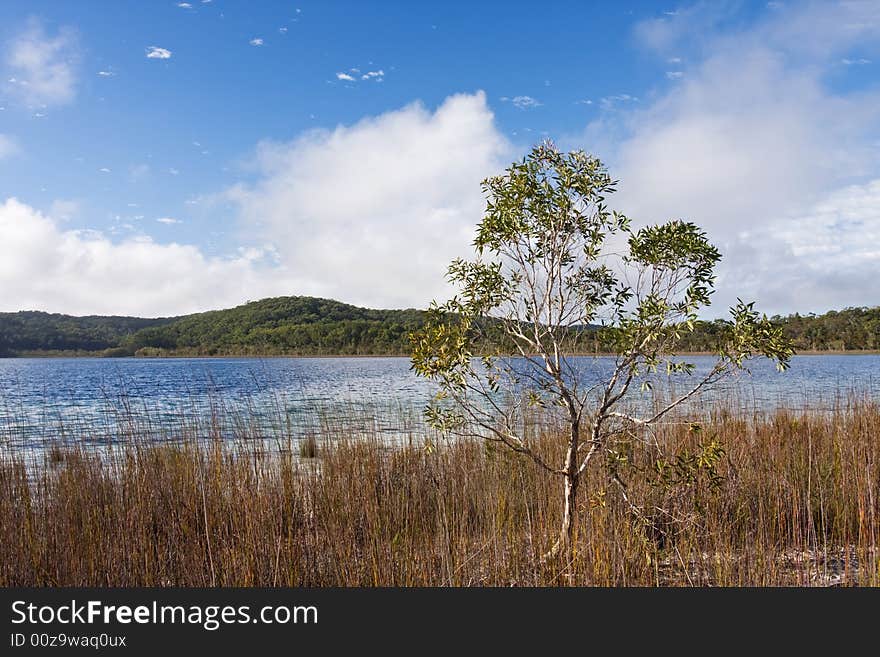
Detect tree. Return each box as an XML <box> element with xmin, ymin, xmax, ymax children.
<box><xmin>410</xmin><ymin>142</ymin><xmax>793</xmax><ymax>559</ymax></box>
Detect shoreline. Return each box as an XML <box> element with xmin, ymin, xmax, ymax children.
<box><xmin>5</xmin><ymin>349</ymin><xmax>880</xmax><ymax>360</ymax></box>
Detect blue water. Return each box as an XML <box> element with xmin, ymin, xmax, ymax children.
<box><xmin>0</xmin><ymin>355</ymin><xmax>877</xmax><ymax>451</ymax></box>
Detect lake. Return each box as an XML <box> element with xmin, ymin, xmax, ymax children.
<box><xmin>1</xmin><ymin>354</ymin><xmax>878</xmax><ymax>452</ymax></box>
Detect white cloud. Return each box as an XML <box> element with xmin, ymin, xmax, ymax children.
<box><xmin>0</xmin><ymin>198</ymin><xmax>295</xmax><ymax>316</ymax></box>
<box><xmin>634</xmin><ymin>4</ymin><xmax>735</xmax><ymax>54</ymax></box>
<box><xmin>0</xmin><ymin>134</ymin><xmax>19</xmax><ymax>159</ymax></box>
<box><xmin>717</xmin><ymin>179</ymin><xmax>880</xmax><ymax>314</ymax></box>
<box><xmin>97</xmin><ymin>70</ymin><xmax>115</xmax><ymax>77</ymax></box>
<box><xmin>599</xmin><ymin>94</ymin><xmax>638</xmax><ymax>110</ymax></box>
<box><xmin>177</xmin><ymin>2</ymin><xmax>192</xmax><ymax>8</ymax></box>
<box><xmin>146</xmin><ymin>46</ymin><xmax>172</xmax><ymax>60</ymax></box>
<box><xmin>337</xmin><ymin>68</ymin><xmax>384</xmax><ymax>82</ymax></box>
<box><xmin>156</xmin><ymin>217</ymin><xmax>182</xmax><ymax>225</ymax></box>
<box><xmin>226</xmin><ymin>91</ymin><xmax>512</xmax><ymax>309</ymax></box>
<box><xmin>665</xmin><ymin>70</ymin><xmax>684</xmax><ymax>79</ymax></box>
<box><xmin>500</xmin><ymin>95</ymin><xmax>542</xmax><ymax>110</ymax></box>
<box><xmin>279</xmin><ymin>27</ymin><xmax>288</xmax><ymax>34</ymax></box>
<box><xmin>0</xmin><ymin>92</ymin><xmax>511</xmax><ymax>315</ymax></box>
<box><xmin>249</xmin><ymin>38</ymin><xmax>264</xmax><ymax>46</ymax></box>
<box><xmin>841</xmin><ymin>58</ymin><xmax>871</xmax><ymax>66</ymax></box>
<box><xmin>594</xmin><ymin>2</ymin><xmax>880</xmax><ymax>315</ymax></box>
<box><xmin>5</xmin><ymin>20</ymin><xmax>78</xmax><ymax>106</ymax></box>
<box><xmin>98</xmin><ymin>167</ymin><xmax>111</xmax><ymax>173</ymax></box>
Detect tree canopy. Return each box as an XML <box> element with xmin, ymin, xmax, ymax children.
<box><xmin>410</xmin><ymin>142</ymin><xmax>794</xmax><ymax>558</ymax></box>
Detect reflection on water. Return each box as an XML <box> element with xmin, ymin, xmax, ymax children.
<box><xmin>0</xmin><ymin>354</ymin><xmax>877</xmax><ymax>452</ymax></box>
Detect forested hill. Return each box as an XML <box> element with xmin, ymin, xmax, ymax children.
<box><xmin>1</xmin><ymin>297</ymin><xmax>880</xmax><ymax>357</ymax></box>
<box><xmin>0</xmin><ymin>311</ymin><xmax>174</xmax><ymax>357</ymax></box>
<box><xmin>127</xmin><ymin>296</ymin><xmax>425</xmax><ymax>356</ymax></box>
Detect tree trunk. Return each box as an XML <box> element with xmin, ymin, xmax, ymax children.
<box><xmin>559</xmin><ymin>470</ymin><xmax>579</xmax><ymax>554</ymax></box>
<box><xmin>551</xmin><ymin>418</ymin><xmax>581</xmax><ymax>560</ymax></box>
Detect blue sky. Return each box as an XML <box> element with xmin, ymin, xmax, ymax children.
<box><xmin>0</xmin><ymin>1</ymin><xmax>879</xmax><ymax>316</ymax></box>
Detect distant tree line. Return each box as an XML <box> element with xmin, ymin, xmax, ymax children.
<box><xmin>0</xmin><ymin>311</ymin><xmax>171</xmax><ymax>357</ymax></box>
<box><xmin>1</xmin><ymin>297</ymin><xmax>879</xmax><ymax>357</ymax></box>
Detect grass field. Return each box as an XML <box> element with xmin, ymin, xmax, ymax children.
<box><xmin>1</xmin><ymin>401</ymin><xmax>878</xmax><ymax>586</ymax></box>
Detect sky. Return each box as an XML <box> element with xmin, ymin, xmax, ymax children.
<box><xmin>0</xmin><ymin>0</ymin><xmax>878</xmax><ymax>318</ymax></box>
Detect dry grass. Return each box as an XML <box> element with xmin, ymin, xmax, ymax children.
<box><xmin>1</xmin><ymin>402</ymin><xmax>878</xmax><ymax>586</ymax></box>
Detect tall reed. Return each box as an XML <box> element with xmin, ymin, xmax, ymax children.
<box><xmin>1</xmin><ymin>402</ymin><xmax>877</xmax><ymax>586</ymax></box>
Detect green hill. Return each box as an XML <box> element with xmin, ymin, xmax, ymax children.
<box><xmin>2</xmin><ymin>296</ymin><xmax>879</xmax><ymax>357</ymax></box>
<box><xmin>0</xmin><ymin>311</ymin><xmax>174</xmax><ymax>357</ymax></box>
<box><xmin>126</xmin><ymin>296</ymin><xmax>425</xmax><ymax>356</ymax></box>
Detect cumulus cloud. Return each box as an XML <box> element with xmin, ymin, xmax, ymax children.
<box><xmin>0</xmin><ymin>134</ymin><xmax>19</xmax><ymax>159</ymax></box>
<box><xmin>156</xmin><ymin>217</ymin><xmax>182</xmax><ymax>225</ymax></box>
<box><xmin>336</xmin><ymin>72</ymin><xmax>355</xmax><ymax>81</ymax></box>
<box><xmin>717</xmin><ymin>179</ymin><xmax>880</xmax><ymax>314</ymax></box>
<box><xmin>0</xmin><ymin>92</ymin><xmax>511</xmax><ymax>315</ymax></box>
<box><xmin>226</xmin><ymin>91</ymin><xmax>512</xmax><ymax>309</ymax></box>
<box><xmin>249</xmin><ymin>38</ymin><xmax>264</xmax><ymax>46</ymax></box>
<box><xmin>591</xmin><ymin>1</ymin><xmax>880</xmax><ymax>315</ymax></box>
<box><xmin>146</xmin><ymin>46</ymin><xmax>172</xmax><ymax>60</ymax></box>
<box><xmin>0</xmin><ymin>198</ymin><xmax>295</xmax><ymax>316</ymax></box>
<box><xmin>5</xmin><ymin>20</ymin><xmax>78</xmax><ymax>106</ymax></box>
